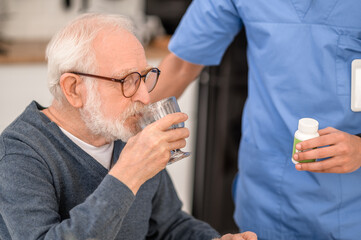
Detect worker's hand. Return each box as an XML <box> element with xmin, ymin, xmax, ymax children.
<box><xmin>293</xmin><ymin>127</ymin><xmax>361</xmax><ymax>173</ymax></box>
<box><xmin>109</xmin><ymin>112</ymin><xmax>189</xmax><ymax>194</ymax></box>
<box><xmin>214</xmin><ymin>231</ymin><xmax>257</xmax><ymax>240</ymax></box>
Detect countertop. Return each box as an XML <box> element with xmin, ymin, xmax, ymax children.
<box><xmin>0</xmin><ymin>35</ymin><xmax>170</xmax><ymax>64</ymax></box>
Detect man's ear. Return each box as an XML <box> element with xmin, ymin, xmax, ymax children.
<box><xmin>59</xmin><ymin>73</ymin><xmax>85</xmax><ymax>108</ymax></box>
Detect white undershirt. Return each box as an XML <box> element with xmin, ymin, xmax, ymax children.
<box><xmin>59</xmin><ymin>127</ymin><xmax>114</xmax><ymax>170</ymax></box>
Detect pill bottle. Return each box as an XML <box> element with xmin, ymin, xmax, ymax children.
<box><xmin>291</xmin><ymin>118</ymin><xmax>319</xmax><ymax>164</ymax></box>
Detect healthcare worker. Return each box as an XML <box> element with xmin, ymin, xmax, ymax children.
<box><xmin>150</xmin><ymin>0</ymin><xmax>361</xmax><ymax>239</ymax></box>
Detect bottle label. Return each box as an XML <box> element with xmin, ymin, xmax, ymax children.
<box><xmin>292</xmin><ymin>137</ymin><xmax>316</xmax><ymax>163</ymax></box>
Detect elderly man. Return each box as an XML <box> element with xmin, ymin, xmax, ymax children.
<box><xmin>0</xmin><ymin>14</ymin><xmax>256</xmax><ymax>240</ymax></box>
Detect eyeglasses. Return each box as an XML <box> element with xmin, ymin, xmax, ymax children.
<box><xmin>71</xmin><ymin>68</ymin><xmax>160</xmax><ymax>98</ymax></box>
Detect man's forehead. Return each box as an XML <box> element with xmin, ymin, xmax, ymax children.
<box><xmin>95</xmin><ymin>27</ymin><xmax>137</xmax><ymax>46</ymax></box>
<box><xmin>93</xmin><ymin>28</ymin><xmax>150</xmax><ymax>78</ymax></box>
<box><xmin>111</xmin><ymin>65</ymin><xmax>153</xmax><ymax>78</ymax></box>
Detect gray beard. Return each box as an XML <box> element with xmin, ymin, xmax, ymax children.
<box><xmin>79</xmin><ymin>82</ymin><xmax>144</xmax><ymax>142</ymax></box>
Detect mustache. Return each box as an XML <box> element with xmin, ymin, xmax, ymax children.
<box><xmin>120</xmin><ymin>102</ymin><xmax>146</xmax><ymax>120</ymax></box>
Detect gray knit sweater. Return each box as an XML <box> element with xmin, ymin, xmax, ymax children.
<box><xmin>0</xmin><ymin>101</ymin><xmax>220</xmax><ymax>240</ymax></box>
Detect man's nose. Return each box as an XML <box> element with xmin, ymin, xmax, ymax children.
<box><xmin>131</xmin><ymin>80</ymin><xmax>150</xmax><ymax>105</ymax></box>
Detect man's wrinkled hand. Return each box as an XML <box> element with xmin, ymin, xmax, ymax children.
<box><xmin>214</xmin><ymin>231</ymin><xmax>257</xmax><ymax>240</ymax></box>
<box><xmin>109</xmin><ymin>112</ymin><xmax>189</xmax><ymax>194</ymax></box>
<box><xmin>293</xmin><ymin>127</ymin><xmax>361</xmax><ymax>173</ymax></box>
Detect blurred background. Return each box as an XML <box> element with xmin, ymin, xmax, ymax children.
<box><xmin>0</xmin><ymin>0</ymin><xmax>248</xmax><ymax>235</ymax></box>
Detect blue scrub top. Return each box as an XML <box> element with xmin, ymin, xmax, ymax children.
<box><xmin>169</xmin><ymin>0</ymin><xmax>361</xmax><ymax>239</ymax></box>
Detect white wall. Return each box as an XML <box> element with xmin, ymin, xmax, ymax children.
<box><xmin>2</xmin><ymin>0</ymin><xmax>81</xmax><ymax>40</ymax></box>
<box><xmin>1</xmin><ymin>0</ymin><xmax>162</xmax><ymax>44</ymax></box>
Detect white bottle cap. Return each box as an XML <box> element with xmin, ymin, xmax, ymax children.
<box><xmin>298</xmin><ymin>118</ymin><xmax>319</xmax><ymax>134</ymax></box>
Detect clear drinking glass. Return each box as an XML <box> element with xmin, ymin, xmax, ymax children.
<box><xmin>138</xmin><ymin>96</ymin><xmax>191</xmax><ymax>164</ymax></box>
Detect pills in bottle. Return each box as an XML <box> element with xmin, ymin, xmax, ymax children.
<box><xmin>291</xmin><ymin>118</ymin><xmax>319</xmax><ymax>164</ymax></box>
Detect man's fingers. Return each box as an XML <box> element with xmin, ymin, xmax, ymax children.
<box><xmin>297</xmin><ymin>156</ymin><xmax>359</xmax><ymax>173</ymax></box>
<box><xmin>295</xmin><ymin>157</ymin><xmax>341</xmax><ymax>172</ymax></box>
<box><xmin>297</xmin><ymin>165</ymin><xmax>348</xmax><ymax>173</ymax></box>
<box><xmin>242</xmin><ymin>231</ymin><xmax>258</xmax><ymax>239</ymax></box>
<box><xmin>165</xmin><ymin>128</ymin><xmax>189</xmax><ymax>150</ymax></box>
<box><xmin>168</xmin><ymin>139</ymin><xmax>187</xmax><ymax>151</ymax></box>
<box><xmin>298</xmin><ymin>129</ymin><xmax>346</xmax><ymax>150</ymax></box>
<box><xmin>242</xmin><ymin>232</ymin><xmax>257</xmax><ymax>240</ymax></box>
<box><xmin>151</xmin><ymin>112</ymin><xmax>188</xmax><ymax>131</ymax></box>
<box><xmin>216</xmin><ymin>232</ymin><xmax>257</xmax><ymax>240</ymax></box>
<box><xmin>295</xmin><ymin>145</ymin><xmax>337</xmax><ymax>160</ymax></box>
<box><xmin>164</xmin><ymin>128</ymin><xmax>190</xmax><ymax>142</ymax></box>
<box><xmin>298</xmin><ymin>134</ymin><xmax>334</xmax><ymax>150</ymax></box>
<box><xmin>318</xmin><ymin>127</ymin><xmax>338</xmax><ymax>136</ymax></box>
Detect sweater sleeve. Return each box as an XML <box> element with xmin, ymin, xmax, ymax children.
<box><xmin>0</xmin><ymin>154</ymin><xmax>135</xmax><ymax>240</ymax></box>
<box><xmin>146</xmin><ymin>170</ymin><xmax>221</xmax><ymax>240</ymax></box>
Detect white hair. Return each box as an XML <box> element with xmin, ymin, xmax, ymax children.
<box><xmin>46</xmin><ymin>13</ymin><xmax>135</xmax><ymax>101</ymax></box>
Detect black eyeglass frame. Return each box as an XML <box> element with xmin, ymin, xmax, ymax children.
<box><xmin>71</xmin><ymin>67</ymin><xmax>160</xmax><ymax>98</ymax></box>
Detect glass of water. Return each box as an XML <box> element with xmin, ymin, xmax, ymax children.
<box><xmin>138</xmin><ymin>96</ymin><xmax>190</xmax><ymax>164</ymax></box>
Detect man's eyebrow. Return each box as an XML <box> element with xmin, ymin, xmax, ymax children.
<box><xmin>110</xmin><ymin>69</ymin><xmax>135</xmax><ymax>79</ymax></box>
<box><xmin>141</xmin><ymin>66</ymin><xmax>154</xmax><ymax>74</ymax></box>
<box><xmin>111</xmin><ymin>66</ymin><xmax>154</xmax><ymax>79</ymax></box>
